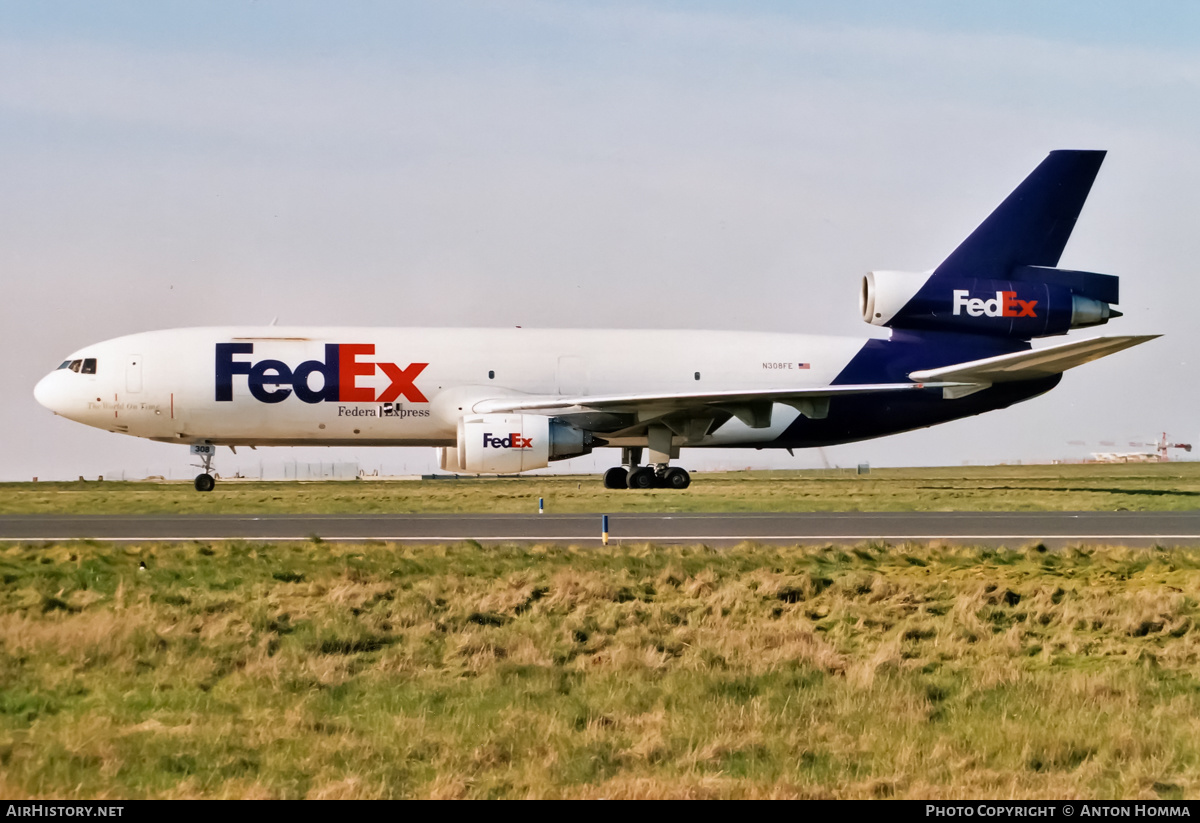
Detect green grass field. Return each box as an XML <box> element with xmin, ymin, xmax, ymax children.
<box><xmin>4</xmin><ymin>462</ymin><xmax>1200</xmax><ymax>514</ymax></box>
<box><xmin>2</xmin><ymin>539</ymin><xmax>1199</xmax><ymax>799</ymax></box>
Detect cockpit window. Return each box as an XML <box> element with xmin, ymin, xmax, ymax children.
<box><xmin>56</xmin><ymin>359</ymin><xmax>96</xmax><ymax>373</ymax></box>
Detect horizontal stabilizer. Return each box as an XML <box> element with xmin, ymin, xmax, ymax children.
<box><xmin>908</xmin><ymin>335</ymin><xmax>1158</xmax><ymax>385</ymax></box>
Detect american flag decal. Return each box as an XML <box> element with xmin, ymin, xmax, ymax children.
<box><xmin>798</xmin><ymin>362</ymin><xmax>810</xmax><ymax>369</ymax></box>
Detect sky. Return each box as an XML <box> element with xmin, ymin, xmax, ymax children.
<box><xmin>3</xmin><ymin>1</ymin><xmax>1199</xmax><ymax>481</ymax></box>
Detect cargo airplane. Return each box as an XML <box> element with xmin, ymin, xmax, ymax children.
<box><xmin>34</xmin><ymin>150</ymin><xmax>1156</xmax><ymax>491</ymax></box>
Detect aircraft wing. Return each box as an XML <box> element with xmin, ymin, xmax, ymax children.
<box><xmin>908</xmin><ymin>334</ymin><xmax>1159</xmax><ymax>385</ymax></box>
<box><xmin>473</xmin><ymin>381</ymin><xmax>962</xmax><ymax>416</ymax></box>
<box><xmin>473</xmin><ymin>334</ymin><xmax>1156</xmax><ymax>425</ymax></box>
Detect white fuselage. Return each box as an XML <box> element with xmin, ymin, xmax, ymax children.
<box><xmin>34</xmin><ymin>326</ymin><xmax>869</xmax><ymax>450</ymax></box>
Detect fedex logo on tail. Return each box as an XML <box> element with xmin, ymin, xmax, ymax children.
<box><xmin>952</xmin><ymin>290</ymin><xmax>1038</xmax><ymax>318</ymax></box>
<box><xmin>216</xmin><ymin>343</ymin><xmax>428</xmax><ymax>404</ymax></box>
<box><xmin>483</xmin><ymin>432</ymin><xmax>533</xmax><ymax>449</ymax></box>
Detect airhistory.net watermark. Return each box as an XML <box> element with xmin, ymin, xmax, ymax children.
<box><xmin>5</xmin><ymin>807</ymin><xmax>123</xmax><ymax>818</ymax></box>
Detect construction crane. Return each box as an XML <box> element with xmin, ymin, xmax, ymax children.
<box><xmin>1069</xmin><ymin>432</ymin><xmax>1193</xmax><ymax>462</ymax></box>
<box><xmin>1126</xmin><ymin>433</ymin><xmax>1193</xmax><ymax>462</ymax></box>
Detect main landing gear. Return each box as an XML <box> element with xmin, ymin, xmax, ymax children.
<box><xmin>603</xmin><ymin>447</ymin><xmax>692</xmax><ymax>490</ymax></box>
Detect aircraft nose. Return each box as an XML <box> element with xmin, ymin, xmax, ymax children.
<box><xmin>34</xmin><ymin>371</ymin><xmax>66</xmax><ymax>414</ymax></box>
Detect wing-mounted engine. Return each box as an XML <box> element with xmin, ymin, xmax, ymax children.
<box><xmin>439</xmin><ymin>413</ymin><xmax>594</xmax><ymax>474</ymax></box>
<box><xmin>861</xmin><ymin>267</ymin><xmax>1120</xmax><ymax>338</ymax></box>
<box><xmin>860</xmin><ymin>150</ymin><xmax>1122</xmax><ymax>340</ymax></box>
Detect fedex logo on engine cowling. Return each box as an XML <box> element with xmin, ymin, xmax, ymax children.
<box><xmin>215</xmin><ymin>343</ymin><xmax>428</xmax><ymax>404</ymax></box>
<box><xmin>483</xmin><ymin>432</ymin><xmax>533</xmax><ymax>449</ymax></box>
<box><xmin>952</xmin><ymin>290</ymin><xmax>1038</xmax><ymax>318</ymax></box>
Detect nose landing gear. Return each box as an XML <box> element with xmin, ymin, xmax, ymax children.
<box><xmin>192</xmin><ymin>444</ymin><xmax>216</xmax><ymax>492</ymax></box>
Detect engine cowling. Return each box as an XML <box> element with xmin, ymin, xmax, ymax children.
<box><xmin>451</xmin><ymin>414</ymin><xmax>593</xmax><ymax>474</ymax></box>
<box><xmin>861</xmin><ymin>268</ymin><xmax>1118</xmax><ymax>338</ymax></box>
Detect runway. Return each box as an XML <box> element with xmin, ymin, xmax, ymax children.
<box><xmin>2</xmin><ymin>511</ymin><xmax>1199</xmax><ymax>546</ymax></box>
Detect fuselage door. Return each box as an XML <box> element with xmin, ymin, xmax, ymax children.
<box><xmin>556</xmin><ymin>355</ymin><xmax>588</xmax><ymax>396</ymax></box>
<box><xmin>126</xmin><ymin>354</ymin><xmax>143</xmax><ymax>393</ymax></box>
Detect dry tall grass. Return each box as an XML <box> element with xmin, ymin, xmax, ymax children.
<box><xmin>1</xmin><ymin>540</ymin><xmax>1198</xmax><ymax>798</ymax></box>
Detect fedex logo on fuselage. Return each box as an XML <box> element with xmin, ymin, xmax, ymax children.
<box><xmin>483</xmin><ymin>432</ymin><xmax>533</xmax><ymax>449</ymax></box>
<box><xmin>215</xmin><ymin>343</ymin><xmax>428</xmax><ymax>404</ymax></box>
<box><xmin>952</xmin><ymin>290</ymin><xmax>1038</xmax><ymax>318</ymax></box>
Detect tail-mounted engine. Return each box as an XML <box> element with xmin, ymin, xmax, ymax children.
<box><xmin>861</xmin><ymin>266</ymin><xmax>1120</xmax><ymax>338</ymax></box>
<box><xmin>438</xmin><ymin>413</ymin><xmax>594</xmax><ymax>474</ymax></box>
<box><xmin>861</xmin><ymin>150</ymin><xmax>1123</xmax><ymax>340</ymax></box>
